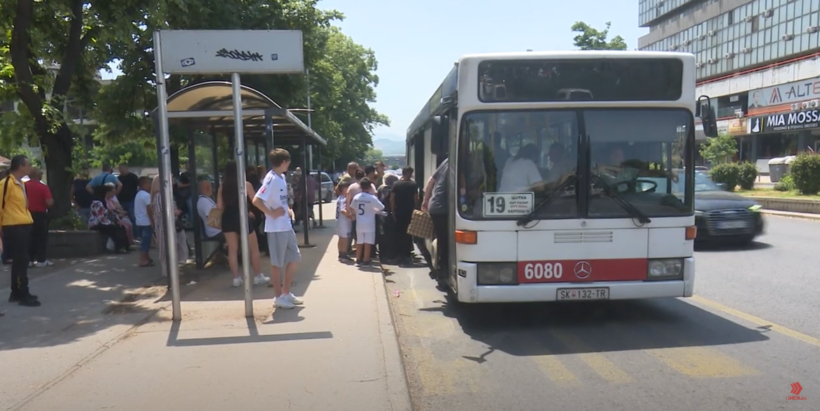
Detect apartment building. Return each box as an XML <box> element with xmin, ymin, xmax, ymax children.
<box><xmin>639</xmin><ymin>0</ymin><xmax>820</xmax><ymax>165</ymax></box>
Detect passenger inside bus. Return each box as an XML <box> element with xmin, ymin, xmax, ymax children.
<box><xmin>498</xmin><ymin>143</ymin><xmax>543</xmax><ymax>193</ymax></box>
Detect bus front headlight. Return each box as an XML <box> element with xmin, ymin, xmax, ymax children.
<box><xmin>477</xmin><ymin>263</ymin><xmax>518</xmax><ymax>285</ymax></box>
<box><xmin>647</xmin><ymin>259</ymin><xmax>684</xmax><ymax>280</ymax></box>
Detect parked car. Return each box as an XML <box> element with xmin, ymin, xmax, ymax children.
<box><xmin>636</xmin><ymin>171</ymin><xmax>764</xmax><ymax>244</ymax></box>
<box><xmin>312</xmin><ymin>171</ymin><xmax>334</xmax><ymax>203</ymax></box>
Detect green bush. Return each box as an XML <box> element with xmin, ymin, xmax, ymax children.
<box><xmin>774</xmin><ymin>174</ymin><xmax>795</xmax><ymax>192</ymax></box>
<box><xmin>737</xmin><ymin>161</ymin><xmax>758</xmax><ymax>190</ymax></box>
<box><xmin>709</xmin><ymin>163</ymin><xmax>740</xmax><ymax>191</ymax></box>
<box><xmin>789</xmin><ymin>153</ymin><xmax>820</xmax><ymax>195</ymax></box>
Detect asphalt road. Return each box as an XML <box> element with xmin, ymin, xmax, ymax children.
<box><xmin>385</xmin><ymin>215</ymin><xmax>819</xmax><ymax>411</ymax></box>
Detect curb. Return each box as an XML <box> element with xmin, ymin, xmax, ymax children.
<box><xmin>760</xmin><ymin>209</ymin><xmax>820</xmax><ymax>221</ymax></box>
<box><xmin>375</xmin><ymin>261</ymin><xmax>415</xmax><ymax>411</ymax></box>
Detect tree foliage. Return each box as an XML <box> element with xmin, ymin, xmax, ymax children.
<box><xmin>571</xmin><ymin>22</ymin><xmax>628</xmax><ymax>50</ymax></box>
<box><xmin>699</xmin><ymin>133</ymin><xmax>738</xmax><ymax>165</ymax></box>
<box><xmin>1</xmin><ymin>0</ymin><xmax>388</xmax><ymax>219</ymax></box>
<box><xmin>361</xmin><ymin>148</ymin><xmax>383</xmax><ymax>166</ymax></box>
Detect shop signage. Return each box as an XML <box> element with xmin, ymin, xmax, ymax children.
<box><xmin>747</xmin><ymin>77</ymin><xmax>820</xmax><ymax>110</ymax></box>
<box><xmin>750</xmin><ymin>109</ymin><xmax>820</xmax><ymax>134</ymax></box>
<box><xmin>727</xmin><ymin>118</ymin><xmax>747</xmax><ymax>135</ymax></box>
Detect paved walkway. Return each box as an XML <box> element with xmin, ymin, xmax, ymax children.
<box><xmin>0</xmin><ymin>203</ymin><xmax>411</xmax><ymax>411</ymax></box>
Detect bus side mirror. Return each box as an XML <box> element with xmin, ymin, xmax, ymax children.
<box><xmin>696</xmin><ymin>95</ymin><xmax>719</xmax><ymax>137</ymax></box>
<box><xmin>431</xmin><ymin>115</ymin><xmax>449</xmax><ymax>156</ymax></box>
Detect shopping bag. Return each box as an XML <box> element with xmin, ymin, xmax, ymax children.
<box><xmin>207</xmin><ymin>208</ymin><xmax>223</xmax><ymax>229</ymax></box>
<box><xmin>407</xmin><ymin>210</ymin><xmax>434</xmax><ymax>239</ymax></box>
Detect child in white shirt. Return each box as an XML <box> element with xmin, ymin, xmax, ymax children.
<box><xmin>335</xmin><ymin>181</ymin><xmax>353</xmax><ymax>261</ymax></box>
<box><xmin>350</xmin><ymin>178</ymin><xmax>384</xmax><ymax>266</ymax></box>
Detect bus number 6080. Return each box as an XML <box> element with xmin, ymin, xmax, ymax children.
<box><xmin>523</xmin><ymin>262</ymin><xmax>563</xmax><ymax>280</ymax></box>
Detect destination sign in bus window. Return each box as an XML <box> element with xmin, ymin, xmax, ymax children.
<box><xmin>478</xmin><ymin>58</ymin><xmax>683</xmax><ymax>103</ymax></box>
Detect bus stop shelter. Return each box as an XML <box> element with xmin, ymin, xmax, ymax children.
<box><xmin>151</xmin><ymin>81</ymin><xmax>327</xmax><ymax>269</ymax></box>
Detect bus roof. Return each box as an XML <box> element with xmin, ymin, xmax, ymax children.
<box><xmin>406</xmin><ymin>51</ymin><xmax>695</xmax><ymax>140</ymax></box>
<box><xmin>456</xmin><ymin>50</ymin><xmax>694</xmax><ymax>62</ymax></box>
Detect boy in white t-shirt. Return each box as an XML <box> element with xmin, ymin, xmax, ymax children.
<box><xmin>252</xmin><ymin>149</ymin><xmax>303</xmax><ymax>310</ymax></box>
<box><xmin>335</xmin><ymin>180</ymin><xmax>354</xmax><ymax>262</ymax></box>
<box><xmin>350</xmin><ymin>178</ymin><xmax>384</xmax><ymax>266</ymax></box>
<box><xmin>133</xmin><ymin>177</ymin><xmax>153</xmax><ymax>267</ymax></box>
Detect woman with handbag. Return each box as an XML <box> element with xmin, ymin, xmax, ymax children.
<box><xmin>217</xmin><ymin>161</ymin><xmax>269</xmax><ymax>288</ymax></box>
<box><xmin>88</xmin><ymin>185</ymin><xmax>130</xmax><ymax>253</ymax></box>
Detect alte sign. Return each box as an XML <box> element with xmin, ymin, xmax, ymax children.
<box><xmin>756</xmin><ymin>109</ymin><xmax>820</xmax><ymax>132</ymax></box>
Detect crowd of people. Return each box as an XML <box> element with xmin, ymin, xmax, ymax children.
<box><xmin>333</xmin><ymin>159</ymin><xmax>447</xmax><ymax>281</ymax></box>
<box><xmin>1</xmin><ymin>148</ymin><xmax>452</xmax><ymax>316</ymax></box>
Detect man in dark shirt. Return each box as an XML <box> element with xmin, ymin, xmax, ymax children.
<box><xmin>117</xmin><ymin>164</ymin><xmax>140</xmax><ymax>224</ymax></box>
<box><xmin>390</xmin><ymin>167</ymin><xmax>419</xmax><ymax>264</ymax></box>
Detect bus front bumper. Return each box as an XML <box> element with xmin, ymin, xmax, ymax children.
<box><xmin>455</xmin><ymin>257</ymin><xmax>695</xmax><ymax>304</ymax></box>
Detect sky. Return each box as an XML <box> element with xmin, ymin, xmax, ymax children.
<box><xmin>102</xmin><ymin>0</ymin><xmax>647</xmax><ymax>142</ymax></box>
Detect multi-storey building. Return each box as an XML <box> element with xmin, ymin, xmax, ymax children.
<box><xmin>639</xmin><ymin>0</ymin><xmax>820</xmax><ymax>167</ymax></box>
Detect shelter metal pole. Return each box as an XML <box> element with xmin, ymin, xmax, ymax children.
<box><xmin>306</xmin><ymin>68</ymin><xmax>313</xmax><ymax>179</ymax></box>
<box><xmin>299</xmin><ymin>134</ymin><xmax>314</xmax><ymax>248</ymax></box>
<box><xmin>190</xmin><ymin>128</ymin><xmax>203</xmax><ymax>268</ymax></box>
<box><xmin>152</xmin><ymin>30</ymin><xmax>181</xmax><ymax>321</ymax></box>
<box><xmin>316</xmin><ymin>147</ymin><xmax>324</xmax><ymax>227</ymax></box>
<box><xmin>211</xmin><ymin>128</ymin><xmax>219</xmax><ymax>192</ymax></box>
<box><xmin>265</xmin><ymin>112</ymin><xmax>273</xmax><ymax>170</ymax></box>
<box><xmin>232</xmin><ymin>73</ymin><xmax>254</xmax><ymax>318</ymax></box>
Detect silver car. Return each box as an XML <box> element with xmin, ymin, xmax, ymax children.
<box><xmin>312</xmin><ymin>171</ymin><xmax>334</xmax><ymax>203</ymax></box>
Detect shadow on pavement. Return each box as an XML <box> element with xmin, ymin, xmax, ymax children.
<box><xmin>394</xmin><ymin>266</ymin><xmax>769</xmax><ymax>357</ymax></box>
<box><xmin>164</xmin><ymin>317</ymin><xmax>333</xmax><ymax>347</ymax></box>
<box><xmin>0</xmin><ymin>254</ymin><xmax>167</xmax><ymax>352</ymax></box>
<box><xmin>153</xmin><ymin>222</ymin><xmax>335</xmax><ymax>305</ymax></box>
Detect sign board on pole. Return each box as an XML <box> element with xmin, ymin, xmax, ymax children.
<box><xmin>158</xmin><ymin>30</ymin><xmax>304</xmax><ymax>75</ymax></box>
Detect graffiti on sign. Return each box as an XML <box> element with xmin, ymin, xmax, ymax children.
<box><xmin>215</xmin><ymin>48</ymin><xmax>264</xmax><ymax>62</ymax></box>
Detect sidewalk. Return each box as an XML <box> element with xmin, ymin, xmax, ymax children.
<box><xmin>1</xmin><ymin>203</ymin><xmax>411</xmax><ymax>411</ymax></box>
<box><xmin>760</xmin><ymin>209</ymin><xmax>820</xmax><ymax>220</ymax></box>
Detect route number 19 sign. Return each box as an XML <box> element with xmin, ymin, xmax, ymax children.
<box><xmin>482</xmin><ymin>192</ymin><xmax>534</xmax><ymax>217</ymax></box>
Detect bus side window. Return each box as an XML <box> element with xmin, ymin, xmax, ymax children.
<box><xmin>431</xmin><ymin>115</ymin><xmax>449</xmax><ymax>157</ymax></box>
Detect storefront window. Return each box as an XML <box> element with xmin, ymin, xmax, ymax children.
<box><xmin>735</xmin><ymin>136</ymin><xmax>753</xmax><ymax>161</ymax></box>
<box><xmin>758</xmin><ymin>133</ymin><xmax>799</xmax><ymax>158</ymax></box>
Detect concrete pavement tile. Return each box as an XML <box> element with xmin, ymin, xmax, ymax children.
<box><xmin>12</xmin><ymin>204</ymin><xmax>411</xmax><ymax>411</ymax></box>
<box><xmin>0</xmin><ymin>254</ymin><xmax>168</xmax><ymax>411</ymax></box>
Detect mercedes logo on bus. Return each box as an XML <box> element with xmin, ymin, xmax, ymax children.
<box><xmin>574</xmin><ymin>261</ymin><xmax>592</xmax><ymax>279</ymax></box>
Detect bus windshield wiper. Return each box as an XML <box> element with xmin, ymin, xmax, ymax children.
<box><xmin>516</xmin><ymin>175</ymin><xmax>577</xmax><ymax>227</ymax></box>
<box><xmin>589</xmin><ymin>174</ymin><xmax>652</xmax><ymax>225</ymax></box>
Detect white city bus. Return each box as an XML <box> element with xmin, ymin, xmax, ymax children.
<box><xmin>406</xmin><ymin>51</ymin><xmax>718</xmax><ymax>304</ymax></box>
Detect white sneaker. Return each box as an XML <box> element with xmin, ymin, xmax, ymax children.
<box><xmin>274</xmin><ymin>295</ymin><xmax>295</xmax><ymax>309</ymax></box>
<box><xmin>35</xmin><ymin>261</ymin><xmax>52</xmax><ymax>268</ymax></box>
<box><xmin>232</xmin><ymin>277</ymin><xmax>243</xmax><ymax>287</ymax></box>
<box><xmin>253</xmin><ymin>273</ymin><xmax>270</xmax><ymax>285</ymax></box>
<box><xmin>284</xmin><ymin>292</ymin><xmax>303</xmax><ymax>305</ymax></box>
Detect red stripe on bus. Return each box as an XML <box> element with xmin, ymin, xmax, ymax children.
<box><xmin>517</xmin><ymin>259</ymin><xmax>648</xmax><ymax>283</ymax></box>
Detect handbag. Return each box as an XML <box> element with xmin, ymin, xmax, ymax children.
<box><xmin>206</xmin><ymin>207</ymin><xmax>223</xmax><ymax>229</ymax></box>
<box><xmin>407</xmin><ymin>209</ymin><xmax>434</xmax><ymax>240</ymax></box>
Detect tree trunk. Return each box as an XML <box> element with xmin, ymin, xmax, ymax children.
<box><xmin>42</xmin><ymin>124</ymin><xmax>75</xmax><ymax>220</ymax></box>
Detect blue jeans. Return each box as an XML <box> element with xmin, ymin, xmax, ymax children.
<box><xmin>135</xmin><ymin>225</ymin><xmax>152</xmax><ymax>252</ymax></box>
<box><xmin>78</xmin><ymin>208</ymin><xmax>91</xmax><ymax>226</ymax></box>
<box><xmin>121</xmin><ymin>201</ymin><xmax>135</xmax><ymax>225</ymax></box>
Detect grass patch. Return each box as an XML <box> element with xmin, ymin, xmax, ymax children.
<box><xmin>736</xmin><ymin>188</ymin><xmax>820</xmax><ymax>200</ymax></box>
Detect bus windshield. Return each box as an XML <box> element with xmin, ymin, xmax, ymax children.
<box><xmin>456</xmin><ymin>108</ymin><xmax>693</xmax><ymax>221</ymax></box>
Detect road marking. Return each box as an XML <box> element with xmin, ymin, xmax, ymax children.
<box><xmin>519</xmin><ymin>338</ymin><xmax>580</xmax><ymax>386</ymax></box>
<box><xmin>549</xmin><ymin>329</ymin><xmax>633</xmax><ymax>384</ymax></box>
<box><xmin>691</xmin><ymin>295</ymin><xmax>820</xmax><ymax>349</ymax></box>
<box><xmin>409</xmin><ymin>346</ymin><xmax>482</xmax><ymax>396</ymax></box>
<box><xmin>603</xmin><ymin>323</ymin><xmax>760</xmax><ymax>379</ymax></box>
<box><xmin>646</xmin><ymin>346</ymin><xmax>760</xmax><ymax>378</ymax></box>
